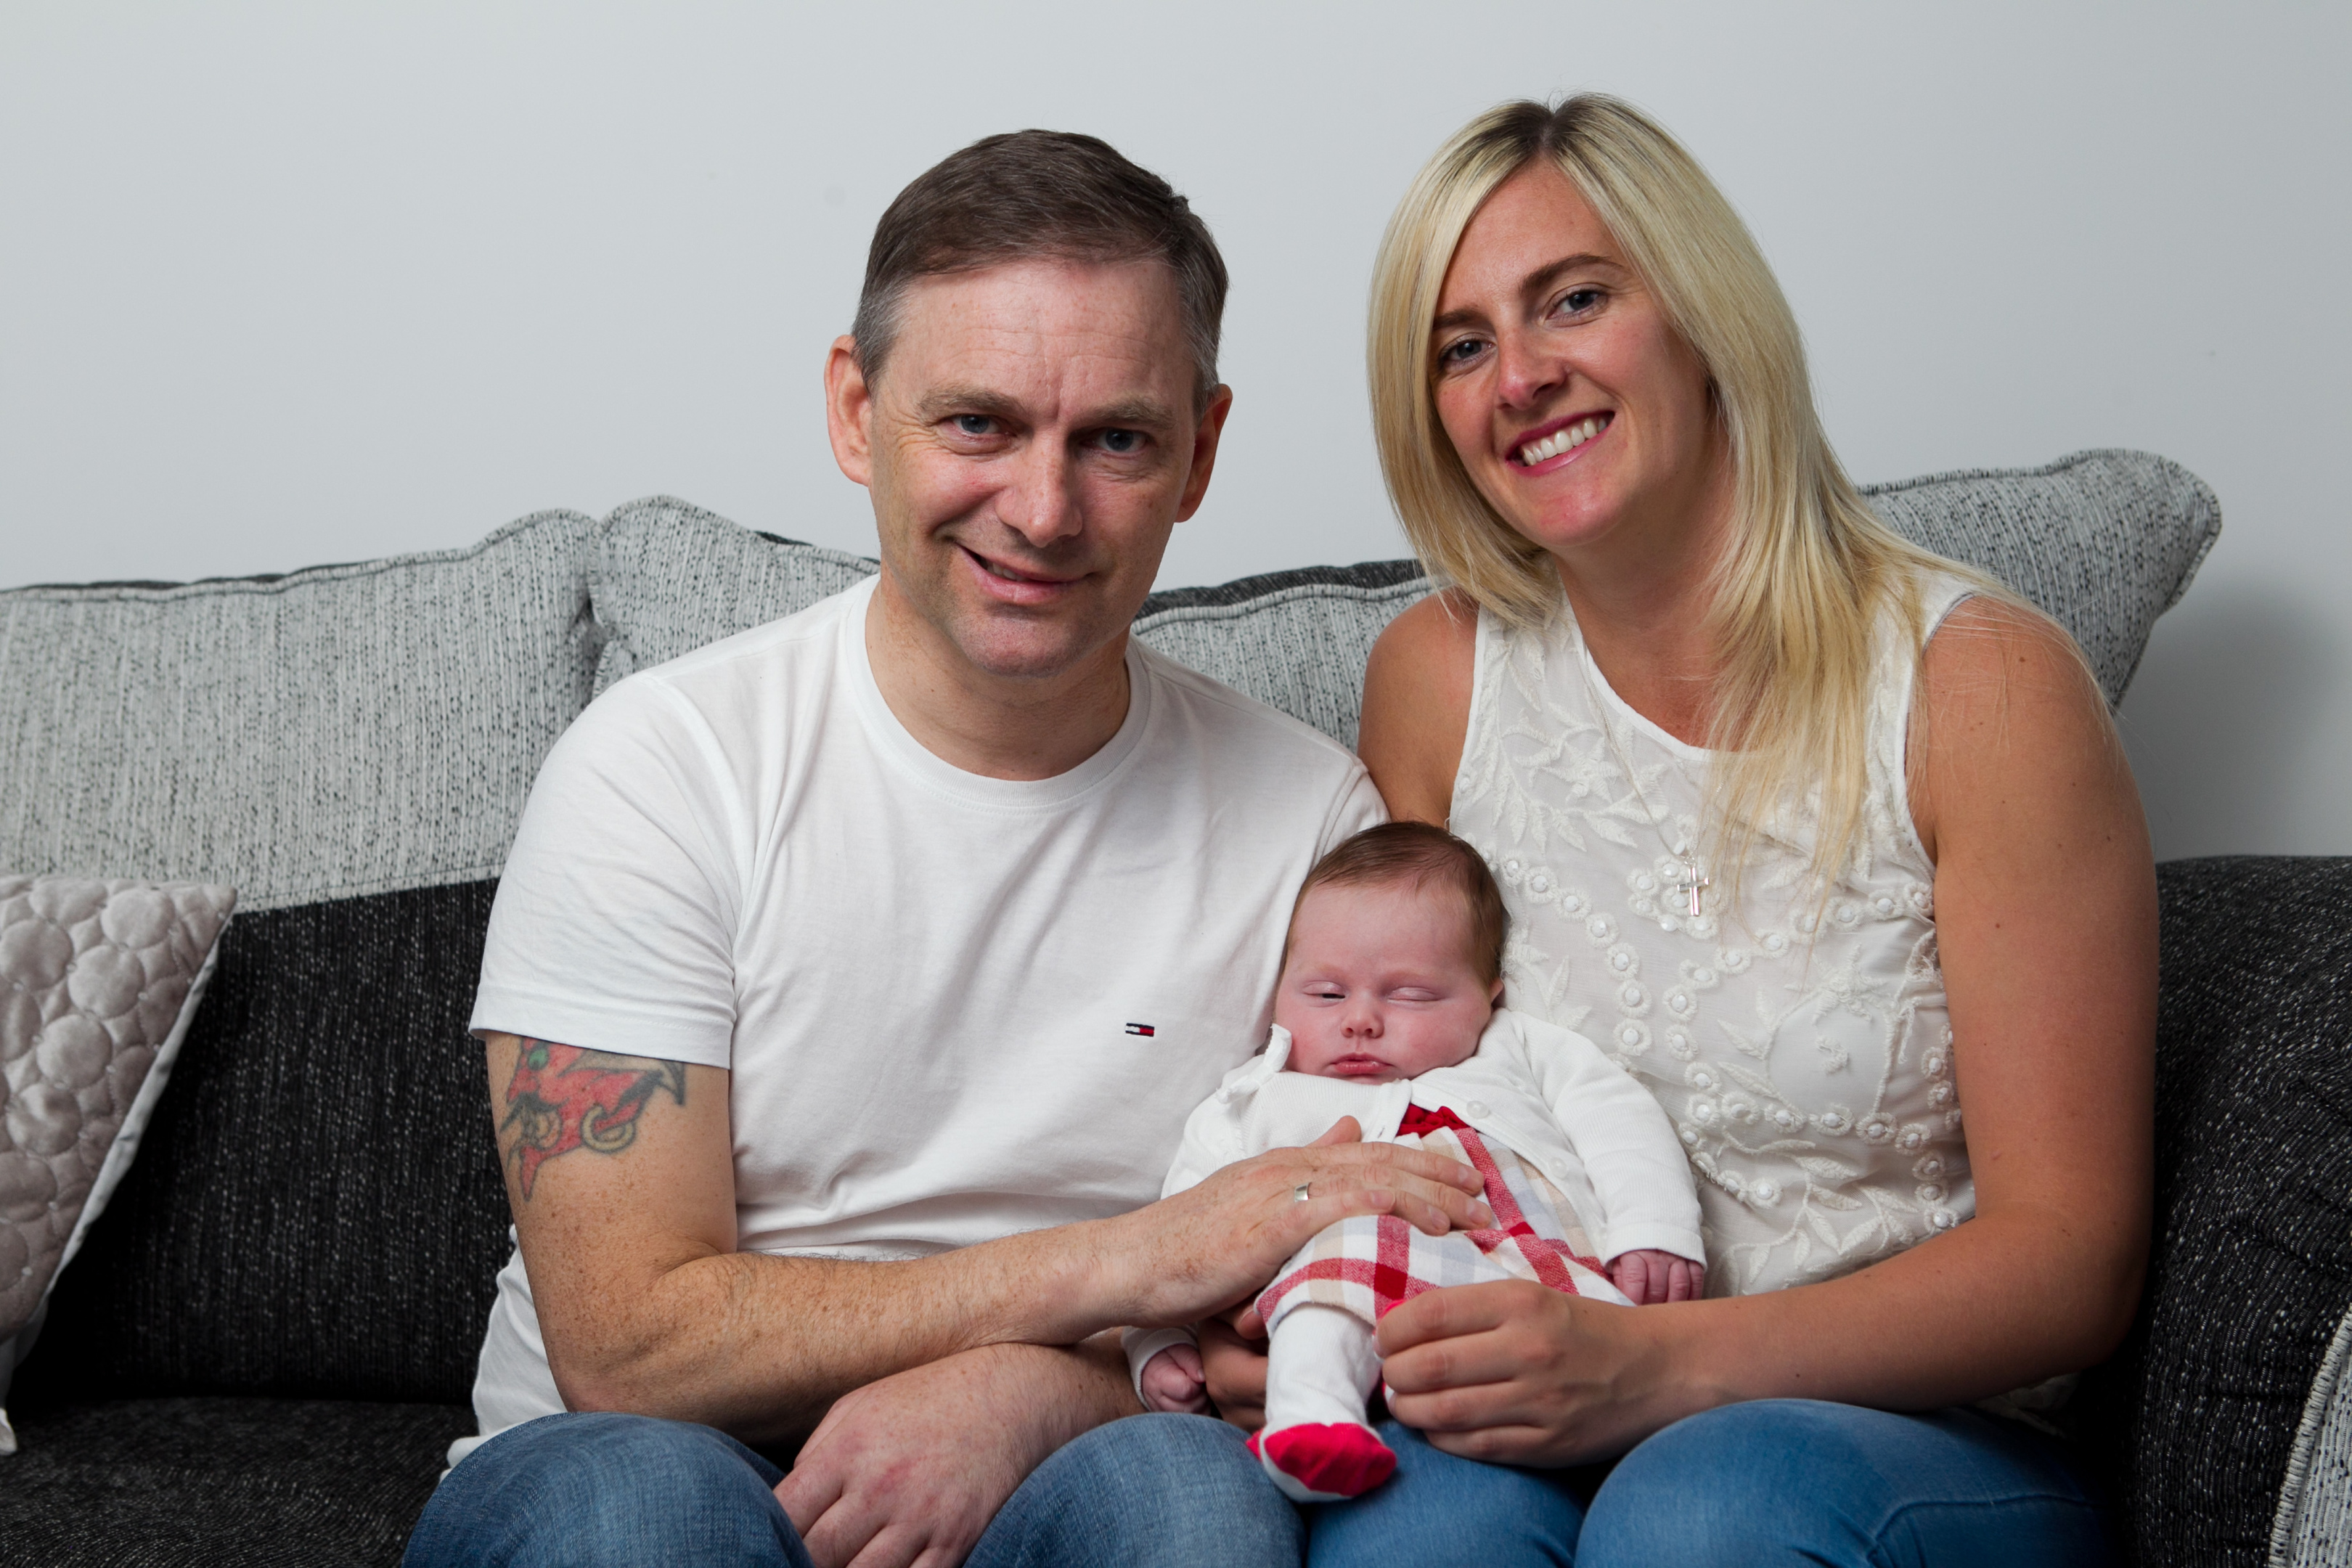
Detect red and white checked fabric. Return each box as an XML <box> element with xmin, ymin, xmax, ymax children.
<box><xmin>1257</xmin><ymin>1105</ymin><xmax>1628</xmax><ymax>1330</ymax></box>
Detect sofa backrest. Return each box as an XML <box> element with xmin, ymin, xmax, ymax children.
<box><xmin>595</xmin><ymin>449</ymin><xmax>2218</xmax><ymax>746</ymax></box>
<box><xmin>589</xmin><ymin>497</ymin><xmax>1440</xmax><ymax>748</ymax></box>
<box><xmin>0</xmin><ymin>448</ymin><xmax>2220</xmax><ymax>1407</ymax></box>
<box><xmin>0</xmin><ymin>513</ymin><xmax>600</xmax><ymax>1404</ymax></box>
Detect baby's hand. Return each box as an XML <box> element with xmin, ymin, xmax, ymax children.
<box><xmin>1139</xmin><ymin>1343</ymin><xmax>1210</xmax><ymax>1414</ymax></box>
<box><xmin>1609</xmin><ymin>1248</ymin><xmax>1702</xmax><ymax>1305</ymax></box>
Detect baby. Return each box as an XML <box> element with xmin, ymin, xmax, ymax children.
<box><xmin>1126</xmin><ymin>822</ymin><xmax>1703</xmax><ymax>1504</ymax></box>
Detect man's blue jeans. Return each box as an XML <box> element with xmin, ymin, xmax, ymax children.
<box><xmin>404</xmin><ymin>1410</ymin><xmax>1300</xmax><ymax>1568</ymax></box>
<box><xmin>406</xmin><ymin>1401</ymin><xmax>2108</xmax><ymax>1567</ymax></box>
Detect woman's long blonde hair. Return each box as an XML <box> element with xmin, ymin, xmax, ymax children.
<box><xmin>1370</xmin><ymin>94</ymin><xmax>2018</xmax><ymax>896</ymax></box>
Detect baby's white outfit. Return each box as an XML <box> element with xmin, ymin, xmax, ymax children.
<box><xmin>1126</xmin><ymin>1008</ymin><xmax>1700</xmax><ymax>1498</ymax></box>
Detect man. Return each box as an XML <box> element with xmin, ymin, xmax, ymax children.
<box><xmin>404</xmin><ymin>131</ymin><xmax>1490</xmax><ymax>1568</ymax></box>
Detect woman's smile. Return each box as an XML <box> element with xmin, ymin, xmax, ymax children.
<box><xmin>1509</xmin><ymin>411</ymin><xmax>1614</xmax><ymax>472</ymax></box>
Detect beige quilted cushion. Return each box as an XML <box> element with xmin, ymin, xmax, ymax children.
<box><xmin>0</xmin><ymin>875</ymin><xmax>234</xmax><ymax>1453</ymax></box>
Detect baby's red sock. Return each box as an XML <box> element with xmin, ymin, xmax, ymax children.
<box><xmin>1246</xmin><ymin>1422</ymin><xmax>1397</xmax><ymax>1503</ymax></box>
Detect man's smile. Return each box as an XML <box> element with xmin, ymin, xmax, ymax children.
<box><xmin>957</xmin><ymin>542</ymin><xmax>1087</xmax><ymax>604</ymax></box>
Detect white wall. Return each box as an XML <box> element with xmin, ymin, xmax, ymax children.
<box><xmin>3</xmin><ymin>1</ymin><xmax>2344</xmax><ymax>859</ymax></box>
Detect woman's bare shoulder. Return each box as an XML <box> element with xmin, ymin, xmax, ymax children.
<box><xmin>1920</xmin><ymin>592</ymin><xmax>2084</xmax><ymax>686</ymax></box>
<box><xmin>1916</xmin><ymin>594</ymin><xmax>2107</xmax><ymax>751</ymax></box>
<box><xmin>1373</xmin><ymin>589</ymin><xmax>1481</xmax><ymax>676</ymax></box>
<box><xmin>1360</xmin><ymin>589</ymin><xmax>1482</xmax><ymax>825</ymax></box>
<box><xmin>1911</xmin><ymin>592</ymin><xmax>2132</xmax><ymax>864</ymax></box>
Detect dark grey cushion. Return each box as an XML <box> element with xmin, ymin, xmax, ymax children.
<box><xmin>0</xmin><ymin>1395</ymin><xmax>471</xmax><ymax>1567</ymax></box>
<box><xmin>2065</xmin><ymin>856</ymin><xmax>2352</xmax><ymax>1568</ymax></box>
<box><xmin>10</xmin><ymin>881</ymin><xmax>509</xmax><ymax>1408</ymax></box>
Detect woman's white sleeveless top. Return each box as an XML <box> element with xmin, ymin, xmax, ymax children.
<box><xmin>1450</xmin><ymin>576</ymin><xmax>1974</xmax><ymax>1298</ymax></box>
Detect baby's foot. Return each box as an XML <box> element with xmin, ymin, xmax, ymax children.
<box><xmin>1246</xmin><ymin>1421</ymin><xmax>1397</xmax><ymax>1503</ymax></box>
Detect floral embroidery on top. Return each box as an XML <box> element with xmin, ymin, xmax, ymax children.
<box><xmin>1450</xmin><ymin>580</ymin><xmax>1975</xmax><ymax>1297</ymax></box>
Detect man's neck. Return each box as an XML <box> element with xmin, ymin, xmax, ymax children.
<box><xmin>863</xmin><ymin>571</ymin><xmax>1135</xmax><ymax>782</ymax></box>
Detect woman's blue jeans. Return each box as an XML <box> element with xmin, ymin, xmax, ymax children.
<box><xmin>405</xmin><ymin>1401</ymin><xmax>2109</xmax><ymax>1567</ymax></box>
<box><xmin>1309</xmin><ymin>1404</ymin><xmax>2110</xmax><ymax>1567</ymax></box>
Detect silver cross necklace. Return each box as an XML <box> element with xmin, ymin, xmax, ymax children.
<box><xmin>1571</xmin><ymin>632</ymin><xmax>1712</xmax><ymax>924</ymax></box>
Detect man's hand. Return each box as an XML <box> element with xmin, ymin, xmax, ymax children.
<box><xmin>1098</xmin><ymin>1116</ymin><xmax>1491</xmax><ymax>1333</ymax></box>
<box><xmin>777</xmin><ymin>1339</ymin><xmax>1129</xmax><ymax>1568</ymax></box>
<box><xmin>1608</xmin><ymin>1249</ymin><xmax>1701</xmax><ymax>1305</ymax></box>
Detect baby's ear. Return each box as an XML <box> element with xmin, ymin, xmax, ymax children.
<box><xmin>1488</xmin><ymin>979</ymin><xmax>1505</xmax><ymax>1008</ymax></box>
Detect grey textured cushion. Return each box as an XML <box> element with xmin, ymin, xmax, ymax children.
<box><xmin>1130</xmin><ymin>563</ymin><xmax>1430</xmax><ymax>749</ymax></box>
<box><xmin>591</xmin><ymin>497</ymin><xmax>877</xmax><ymax>696</ymax></box>
<box><xmin>0</xmin><ymin>511</ymin><xmax>603</xmax><ymax>913</ymax></box>
<box><xmin>589</xmin><ymin>448</ymin><xmax>2215</xmax><ymax>743</ymax></box>
<box><xmin>1862</xmin><ymin>448</ymin><xmax>2220</xmax><ymax>703</ymax></box>
<box><xmin>0</xmin><ymin>876</ymin><xmax>234</xmax><ymax>1453</ymax></box>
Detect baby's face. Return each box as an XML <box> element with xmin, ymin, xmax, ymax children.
<box><xmin>1274</xmin><ymin>878</ymin><xmax>1500</xmax><ymax>1084</ymax></box>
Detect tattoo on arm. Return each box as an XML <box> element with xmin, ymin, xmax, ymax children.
<box><xmin>500</xmin><ymin>1039</ymin><xmax>688</xmax><ymax>1200</ymax></box>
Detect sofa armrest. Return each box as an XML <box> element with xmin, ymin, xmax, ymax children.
<box><xmin>2065</xmin><ymin>856</ymin><xmax>2352</xmax><ymax>1568</ymax></box>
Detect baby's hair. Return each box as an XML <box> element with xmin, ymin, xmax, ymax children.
<box><xmin>1283</xmin><ymin>822</ymin><xmax>1508</xmax><ymax>984</ymax></box>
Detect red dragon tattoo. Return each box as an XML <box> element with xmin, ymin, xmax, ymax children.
<box><xmin>500</xmin><ymin>1040</ymin><xmax>687</xmax><ymax>1199</ymax></box>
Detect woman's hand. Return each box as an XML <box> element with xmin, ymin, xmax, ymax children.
<box><xmin>1376</xmin><ymin>1280</ymin><xmax>1707</xmax><ymax>1468</ymax></box>
<box><xmin>1198</xmin><ymin>1310</ymin><xmax>1270</xmax><ymax>1432</ymax></box>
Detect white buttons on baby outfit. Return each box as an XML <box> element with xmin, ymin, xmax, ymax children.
<box><xmin>1466</xmin><ymin>1100</ymin><xmax>1490</xmax><ymax>1118</ymax></box>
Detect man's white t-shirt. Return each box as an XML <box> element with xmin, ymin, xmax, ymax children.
<box><xmin>454</xmin><ymin>576</ymin><xmax>1385</xmax><ymax>1465</ymax></box>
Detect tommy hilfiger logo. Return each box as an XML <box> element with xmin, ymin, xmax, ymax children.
<box><xmin>1124</xmin><ymin>1023</ymin><xmax>1156</xmax><ymax>1037</ymax></box>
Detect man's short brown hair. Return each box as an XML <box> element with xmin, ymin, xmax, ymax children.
<box><xmin>850</xmin><ymin>129</ymin><xmax>1229</xmax><ymax>412</ymax></box>
<box><xmin>1284</xmin><ymin>822</ymin><xmax>1508</xmax><ymax>985</ymax></box>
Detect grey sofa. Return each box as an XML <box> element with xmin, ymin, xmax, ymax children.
<box><xmin>0</xmin><ymin>450</ymin><xmax>2343</xmax><ymax>1567</ymax></box>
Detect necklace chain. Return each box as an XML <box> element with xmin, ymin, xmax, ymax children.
<box><xmin>1570</xmin><ymin>635</ymin><xmax>1711</xmax><ymax>922</ymax></box>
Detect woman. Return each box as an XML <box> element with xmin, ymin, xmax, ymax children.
<box><xmin>1207</xmin><ymin>97</ymin><xmax>2155</xmax><ymax>1564</ymax></box>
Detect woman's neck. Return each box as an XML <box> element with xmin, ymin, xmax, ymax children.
<box><xmin>1551</xmin><ymin>444</ymin><xmax>1736</xmax><ymax>748</ymax></box>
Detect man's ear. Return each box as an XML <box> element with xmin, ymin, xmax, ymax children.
<box><xmin>1172</xmin><ymin>384</ymin><xmax>1233</xmax><ymax>523</ymax></box>
<box><xmin>825</xmin><ymin>335</ymin><xmax>875</xmax><ymax>489</ymax></box>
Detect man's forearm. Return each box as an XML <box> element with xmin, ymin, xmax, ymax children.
<box><xmin>493</xmin><ymin>1034</ymin><xmax>1159</xmax><ymax>1440</ymax></box>
<box><xmin>507</xmin><ymin>1037</ymin><xmax>1493</xmax><ymax>1441</ymax></box>
<box><xmin>547</xmin><ymin>1219</ymin><xmax>1135</xmax><ymax>1440</ymax></box>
